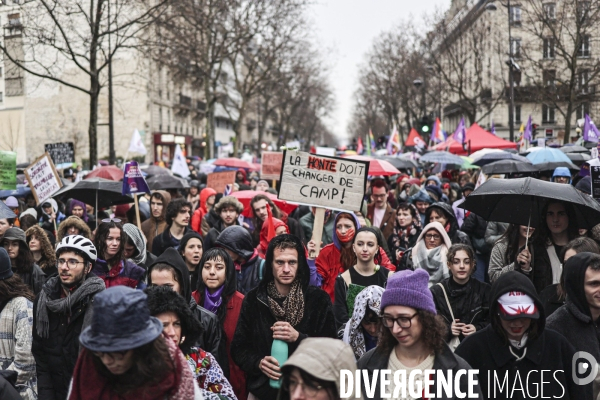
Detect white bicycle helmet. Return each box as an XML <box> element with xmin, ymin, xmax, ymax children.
<box><xmin>56</xmin><ymin>235</ymin><xmax>97</xmax><ymax>262</ymax></box>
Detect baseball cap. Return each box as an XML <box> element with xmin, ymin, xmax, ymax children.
<box><xmin>498</xmin><ymin>291</ymin><xmax>539</xmax><ymax>320</ymax></box>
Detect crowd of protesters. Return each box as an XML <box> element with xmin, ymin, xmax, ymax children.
<box><xmin>0</xmin><ymin>159</ymin><xmax>598</xmax><ymax>400</ymax></box>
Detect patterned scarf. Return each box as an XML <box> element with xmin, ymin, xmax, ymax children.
<box><xmin>342</xmin><ymin>285</ymin><xmax>384</xmax><ymax>360</ymax></box>
<box><xmin>390</xmin><ymin>204</ymin><xmax>422</xmax><ymax>253</ymax></box>
<box><xmin>267</xmin><ymin>280</ymin><xmax>304</xmax><ymax>327</ymax></box>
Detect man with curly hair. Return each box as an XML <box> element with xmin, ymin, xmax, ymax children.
<box><xmin>151</xmin><ymin>198</ymin><xmax>193</xmax><ymax>257</ymax></box>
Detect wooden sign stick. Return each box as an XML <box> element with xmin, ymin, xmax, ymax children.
<box><xmin>309</xmin><ymin>207</ymin><xmax>325</xmax><ymax>259</ymax></box>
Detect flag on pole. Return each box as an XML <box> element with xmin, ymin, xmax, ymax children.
<box><xmin>452</xmin><ymin>118</ymin><xmax>466</xmax><ymax>144</ymax></box>
<box><xmin>432</xmin><ymin>118</ymin><xmax>446</xmax><ymax>143</ymax></box>
<box><xmin>128</xmin><ymin>129</ymin><xmax>147</xmax><ymax>154</ymax></box>
<box><xmin>583</xmin><ymin>114</ymin><xmax>600</xmax><ymax>142</ymax></box>
<box><xmin>369</xmin><ymin>130</ymin><xmax>376</xmax><ymax>154</ymax></box>
<box><xmin>490</xmin><ymin>121</ymin><xmax>496</xmax><ymax>135</ymax></box>
<box><xmin>386</xmin><ymin>126</ymin><xmax>402</xmax><ymax>155</ymax></box>
<box><xmin>523</xmin><ymin>115</ymin><xmax>532</xmax><ymax>142</ymax></box>
<box><xmin>171</xmin><ymin>145</ymin><xmax>190</xmax><ymax>178</ymax></box>
<box><xmin>518</xmin><ymin>122</ymin><xmax>526</xmax><ymax>151</ymax></box>
<box><xmin>357</xmin><ymin>137</ymin><xmax>364</xmax><ymax>155</ymax></box>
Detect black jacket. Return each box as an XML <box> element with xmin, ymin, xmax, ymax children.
<box><xmin>357</xmin><ymin>344</ymin><xmax>482</xmax><ymax>400</ymax></box>
<box><xmin>461</xmin><ymin>213</ymin><xmax>491</xmax><ymax>255</ymax></box>
<box><xmin>215</xmin><ymin>225</ymin><xmax>263</xmax><ymax>295</ymax></box>
<box><xmin>18</xmin><ymin>263</ymin><xmax>46</xmax><ymax>295</ymax></box>
<box><xmin>204</xmin><ymin>219</ymin><xmax>243</xmax><ymax>254</ymax></box>
<box><xmin>455</xmin><ymin>271</ymin><xmax>588</xmax><ymax>399</ymax></box>
<box><xmin>430</xmin><ymin>277</ymin><xmax>491</xmax><ymax>342</ymax></box>
<box><xmin>230</xmin><ymin>234</ymin><xmax>337</xmax><ymax>400</ymax></box>
<box><xmin>426</xmin><ymin>202</ymin><xmax>472</xmax><ymax>246</ymax></box>
<box><xmin>151</xmin><ymin>226</ymin><xmax>192</xmax><ymax>257</ymax></box>
<box><xmin>147</xmin><ymin>248</ymin><xmax>226</xmax><ymax>372</ymax></box>
<box><xmin>32</xmin><ymin>276</ymin><xmax>104</xmax><ymax>400</ymax></box>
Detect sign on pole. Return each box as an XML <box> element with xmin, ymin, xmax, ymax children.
<box><xmin>44</xmin><ymin>142</ymin><xmax>75</xmax><ymax>166</ymax></box>
<box><xmin>261</xmin><ymin>152</ymin><xmax>283</xmax><ymax>180</ymax></box>
<box><xmin>122</xmin><ymin>161</ymin><xmax>151</xmax><ymax>195</ymax></box>
<box><xmin>207</xmin><ymin>171</ymin><xmax>236</xmax><ymax>194</ymax></box>
<box><xmin>0</xmin><ymin>151</ymin><xmax>17</xmax><ymax>190</ymax></box>
<box><xmin>278</xmin><ymin>150</ymin><xmax>369</xmax><ymax>212</ymax></box>
<box><xmin>24</xmin><ymin>153</ymin><xmax>63</xmax><ymax>205</ymax></box>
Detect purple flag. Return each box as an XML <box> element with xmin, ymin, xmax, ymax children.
<box><xmin>122</xmin><ymin>161</ymin><xmax>151</xmax><ymax>195</ymax></box>
<box><xmin>523</xmin><ymin>115</ymin><xmax>532</xmax><ymax>141</ymax></box>
<box><xmin>490</xmin><ymin>121</ymin><xmax>496</xmax><ymax>135</ymax></box>
<box><xmin>583</xmin><ymin>114</ymin><xmax>600</xmax><ymax>142</ymax></box>
<box><xmin>452</xmin><ymin>118</ymin><xmax>466</xmax><ymax>144</ymax></box>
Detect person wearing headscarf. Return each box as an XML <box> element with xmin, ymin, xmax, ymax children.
<box><xmin>257</xmin><ymin>217</ymin><xmax>289</xmax><ymax>259</ymax></box>
<box><xmin>231</xmin><ymin>234</ymin><xmax>336</xmax><ymax>400</ymax></box>
<box><xmin>387</xmin><ymin>202</ymin><xmax>422</xmax><ymax>267</ymax></box>
<box><xmin>398</xmin><ymin>221</ymin><xmax>452</xmax><ymax>287</ymax></box>
<box><xmin>68</xmin><ymin>199</ymin><xmax>95</xmax><ymax>231</ymax></box>
<box><xmin>342</xmin><ymin>285</ymin><xmax>384</xmax><ymax>360</ymax></box>
<box><xmin>122</xmin><ymin>223</ymin><xmax>156</xmax><ymax>271</ymax></box>
<box><xmin>39</xmin><ymin>199</ymin><xmax>65</xmax><ymax>234</ymax></box>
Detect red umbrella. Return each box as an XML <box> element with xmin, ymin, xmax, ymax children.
<box><xmin>213</xmin><ymin>158</ymin><xmax>254</xmax><ymax>169</ymax></box>
<box><xmin>231</xmin><ymin>190</ymin><xmax>298</xmax><ymax>218</ymax></box>
<box><xmin>342</xmin><ymin>155</ymin><xmax>400</xmax><ymax>176</ymax></box>
<box><xmin>85</xmin><ymin>165</ymin><xmax>124</xmax><ymax>181</ymax></box>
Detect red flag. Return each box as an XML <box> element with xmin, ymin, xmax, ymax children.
<box><xmin>357</xmin><ymin>137</ymin><xmax>364</xmax><ymax>155</ymax></box>
<box><xmin>266</xmin><ymin>203</ymin><xmax>276</xmax><ymax>241</ymax></box>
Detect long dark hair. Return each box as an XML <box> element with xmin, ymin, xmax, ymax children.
<box><xmin>353</xmin><ymin>226</ymin><xmax>383</xmax><ymax>266</ymax></box>
<box><xmin>94</xmin><ymin>221</ymin><xmax>126</xmax><ymax>263</ymax></box>
<box><xmin>13</xmin><ymin>241</ymin><xmax>35</xmax><ymax>274</ymax></box>
<box><xmin>534</xmin><ymin>201</ymin><xmax>579</xmax><ymax>246</ymax></box>
<box><xmin>195</xmin><ymin>248</ymin><xmax>237</xmax><ymax>326</ymax></box>
<box><xmin>0</xmin><ymin>274</ymin><xmax>34</xmax><ymax>304</ymax></box>
<box><xmin>89</xmin><ymin>336</ymin><xmax>174</xmax><ymax>395</ymax></box>
<box><xmin>499</xmin><ymin>224</ymin><xmax>535</xmax><ymax>265</ymax></box>
<box><xmin>337</xmin><ymin>212</ymin><xmax>358</xmax><ymax>270</ymax></box>
<box><xmin>377</xmin><ymin>309</ymin><xmax>447</xmax><ymax>356</ymax></box>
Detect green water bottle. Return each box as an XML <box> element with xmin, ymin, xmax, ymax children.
<box><xmin>270</xmin><ymin>339</ymin><xmax>289</xmax><ymax>388</ymax></box>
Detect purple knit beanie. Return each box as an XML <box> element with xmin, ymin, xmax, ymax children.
<box><xmin>380</xmin><ymin>269</ymin><xmax>437</xmax><ymax>314</ymax></box>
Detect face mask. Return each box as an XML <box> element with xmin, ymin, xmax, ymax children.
<box><xmin>337</xmin><ymin>228</ymin><xmax>355</xmax><ymax>243</ymax></box>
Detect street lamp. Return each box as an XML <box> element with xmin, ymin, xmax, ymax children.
<box><xmin>486</xmin><ymin>0</ymin><xmax>516</xmax><ymax>143</ymax></box>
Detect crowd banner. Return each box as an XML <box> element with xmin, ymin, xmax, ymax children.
<box><xmin>44</xmin><ymin>142</ymin><xmax>75</xmax><ymax>166</ymax></box>
<box><xmin>0</xmin><ymin>151</ymin><xmax>17</xmax><ymax>190</ymax></box>
<box><xmin>24</xmin><ymin>153</ymin><xmax>63</xmax><ymax>205</ymax></box>
<box><xmin>207</xmin><ymin>171</ymin><xmax>236</xmax><ymax>194</ymax></box>
<box><xmin>261</xmin><ymin>152</ymin><xmax>284</xmax><ymax>180</ymax></box>
<box><xmin>278</xmin><ymin>150</ymin><xmax>369</xmax><ymax>213</ymax></box>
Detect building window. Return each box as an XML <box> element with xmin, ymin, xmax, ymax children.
<box><xmin>578</xmin><ymin>69</ymin><xmax>590</xmax><ymax>90</ymax></box>
<box><xmin>544</xmin><ymin>3</ymin><xmax>556</xmax><ymax>20</ymax></box>
<box><xmin>543</xmin><ymin>69</ymin><xmax>556</xmax><ymax>86</ymax></box>
<box><xmin>577</xmin><ymin>102</ymin><xmax>590</xmax><ymax>120</ymax></box>
<box><xmin>578</xmin><ymin>35</ymin><xmax>591</xmax><ymax>57</ymax></box>
<box><xmin>542</xmin><ymin>104</ymin><xmax>555</xmax><ymax>123</ymax></box>
<box><xmin>511</xmin><ymin>38</ymin><xmax>522</xmax><ymax>58</ymax></box>
<box><xmin>543</xmin><ymin>38</ymin><xmax>555</xmax><ymax>59</ymax></box>
<box><xmin>514</xmin><ymin>105</ymin><xmax>522</xmax><ymax>123</ymax></box>
<box><xmin>510</xmin><ymin>6</ymin><xmax>522</xmax><ymax>25</ymax></box>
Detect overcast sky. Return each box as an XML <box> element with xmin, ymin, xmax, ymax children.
<box><xmin>309</xmin><ymin>0</ymin><xmax>451</xmax><ymax>144</ymax></box>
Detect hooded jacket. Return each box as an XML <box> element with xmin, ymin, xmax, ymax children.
<box><xmin>56</xmin><ymin>216</ymin><xmax>92</xmax><ymax>243</ymax></box>
<box><xmin>409</xmin><ymin>189</ymin><xmax>434</xmax><ymax>225</ymax></box>
<box><xmin>257</xmin><ymin>218</ymin><xmax>288</xmax><ymax>259</ymax></box>
<box><xmin>547</xmin><ymin>252</ymin><xmax>600</xmax><ymax>398</ymax></box>
<box><xmin>426</xmin><ymin>202</ymin><xmax>471</xmax><ymax>246</ymax></box>
<box><xmin>316</xmin><ymin>212</ymin><xmax>394</xmax><ymax>303</ymax></box>
<box><xmin>147</xmin><ymin>248</ymin><xmax>226</xmax><ymax>372</ymax></box>
<box><xmin>25</xmin><ymin>225</ymin><xmax>56</xmax><ymax>275</ymax></box>
<box><xmin>191</xmin><ymin>188</ymin><xmax>217</xmax><ymax>234</ymax></box>
<box><xmin>231</xmin><ymin>234</ymin><xmax>336</xmax><ymax>400</ymax></box>
<box><xmin>123</xmin><ymin>223</ymin><xmax>156</xmax><ymax>270</ymax></box>
<box><xmin>215</xmin><ymin>226</ymin><xmax>263</xmax><ymax>295</ymax></box>
<box><xmin>39</xmin><ymin>199</ymin><xmax>65</xmax><ymax>233</ymax></box>
<box><xmin>141</xmin><ymin>190</ymin><xmax>171</xmax><ymax>253</ymax></box>
<box><xmin>455</xmin><ymin>271</ymin><xmax>588</xmax><ymax>399</ymax></box>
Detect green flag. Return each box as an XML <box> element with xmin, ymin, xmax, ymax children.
<box><xmin>0</xmin><ymin>151</ymin><xmax>16</xmax><ymax>190</ymax></box>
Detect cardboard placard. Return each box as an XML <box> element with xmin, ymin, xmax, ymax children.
<box><xmin>592</xmin><ymin>166</ymin><xmax>600</xmax><ymax>199</ymax></box>
<box><xmin>0</xmin><ymin>151</ymin><xmax>17</xmax><ymax>190</ymax></box>
<box><xmin>207</xmin><ymin>171</ymin><xmax>236</xmax><ymax>194</ymax></box>
<box><xmin>278</xmin><ymin>150</ymin><xmax>369</xmax><ymax>212</ymax></box>
<box><xmin>44</xmin><ymin>142</ymin><xmax>74</xmax><ymax>166</ymax></box>
<box><xmin>24</xmin><ymin>153</ymin><xmax>63</xmax><ymax>205</ymax></box>
<box><xmin>261</xmin><ymin>152</ymin><xmax>283</xmax><ymax>180</ymax></box>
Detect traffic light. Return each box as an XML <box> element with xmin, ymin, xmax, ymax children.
<box><xmin>419</xmin><ymin>115</ymin><xmax>432</xmax><ymax>136</ymax></box>
<box><xmin>532</xmin><ymin>123</ymin><xmax>539</xmax><ymax>139</ymax></box>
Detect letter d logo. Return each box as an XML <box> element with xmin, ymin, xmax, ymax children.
<box><xmin>573</xmin><ymin>351</ymin><xmax>599</xmax><ymax>386</ymax></box>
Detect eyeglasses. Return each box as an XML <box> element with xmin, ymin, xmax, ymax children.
<box><xmin>425</xmin><ymin>234</ymin><xmax>441</xmax><ymax>241</ymax></box>
<box><xmin>283</xmin><ymin>378</ymin><xmax>324</xmax><ymax>397</ymax></box>
<box><xmin>57</xmin><ymin>258</ymin><xmax>86</xmax><ymax>268</ymax></box>
<box><xmin>380</xmin><ymin>313</ymin><xmax>418</xmax><ymax>329</ymax></box>
<box><xmin>92</xmin><ymin>351</ymin><xmax>128</xmax><ymax>361</ymax></box>
<box><xmin>101</xmin><ymin>218</ymin><xmax>121</xmax><ymax>223</ymax></box>
<box><xmin>372</xmin><ymin>194</ymin><xmax>387</xmax><ymax>199</ymax></box>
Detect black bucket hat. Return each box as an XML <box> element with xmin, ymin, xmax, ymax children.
<box><xmin>79</xmin><ymin>286</ymin><xmax>163</xmax><ymax>352</ymax></box>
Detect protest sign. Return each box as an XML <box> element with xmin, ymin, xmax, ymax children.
<box><xmin>45</xmin><ymin>142</ymin><xmax>75</xmax><ymax>166</ymax></box>
<box><xmin>207</xmin><ymin>171</ymin><xmax>236</xmax><ymax>194</ymax></box>
<box><xmin>0</xmin><ymin>151</ymin><xmax>17</xmax><ymax>190</ymax></box>
<box><xmin>261</xmin><ymin>152</ymin><xmax>283</xmax><ymax>180</ymax></box>
<box><xmin>24</xmin><ymin>153</ymin><xmax>63</xmax><ymax>205</ymax></box>
<box><xmin>278</xmin><ymin>150</ymin><xmax>369</xmax><ymax>212</ymax></box>
<box><xmin>593</xmin><ymin>166</ymin><xmax>600</xmax><ymax>199</ymax></box>
<box><xmin>122</xmin><ymin>161</ymin><xmax>151</xmax><ymax>195</ymax></box>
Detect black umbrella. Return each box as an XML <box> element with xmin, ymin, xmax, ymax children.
<box><xmin>141</xmin><ymin>165</ymin><xmax>172</xmax><ymax>178</ymax></box>
<box><xmin>534</xmin><ymin>161</ymin><xmax>579</xmax><ymax>172</ymax></box>
<box><xmin>147</xmin><ymin>174</ymin><xmax>190</xmax><ymax>190</ymax></box>
<box><xmin>559</xmin><ymin>145</ymin><xmax>589</xmax><ymax>154</ymax></box>
<box><xmin>566</xmin><ymin>153</ymin><xmax>591</xmax><ymax>163</ymax></box>
<box><xmin>481</xmin><ymin>160</ymin><xmax>538</xmax><ymax>175</ymax></box>
<box><xmin>374</xmin><ymin>156</ymin><xmax>418</xmax><ymax>169</ymax></box>
<box><xmin>472</xmin><ymin>152</ymin><xmax>530</xmax><ymax>167</ymax></box>
<box><xmin>459</xmin><ymin>177</ymin><xmax>600</xmax><ymax>229</ymax></box>
<box><xmin>52</xmin><ymin>178</ymin><xmax>134</xmax><ymax>210</ymax></box>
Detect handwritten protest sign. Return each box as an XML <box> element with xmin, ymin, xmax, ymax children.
<box><xmin>278</xmin><ymin>150</ymin><xmax>369</xmax><ymax>212</ymax></box>
<box><xmin>261</xmin><ymin>152</ymin><xmax>283</xmax><ymax>180</ymax></box>
<box><xmin>45</xmin><ymin>142</ymin><xmax>75</xmax><ymax>166</ymax></box>
<box><xmin>207</xmin><ymin>171</ymin><xmax>236</xmax><ymax>194</ymax></box>
<box><xmin>0</xmin><ymin>151</ymin><xmax>17</xmax><ymax>190</ymax></box>
<box><xmin>24</xmin><ymin>153</ymin><xmax>63</xmax><ymax>205</ymax></box>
